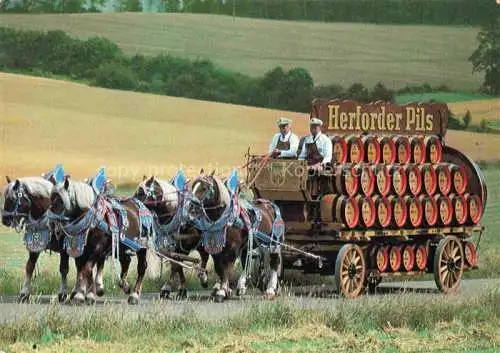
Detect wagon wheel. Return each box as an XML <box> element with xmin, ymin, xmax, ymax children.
<box><xmin>433</xmin><ymin>236</ymin><xmax>464</xmax><ymax>294</ymax></box>
<box><xmin>335</xmin><ymin>244</ymin><xmax>366</xmax><ymax>298</ymax></box>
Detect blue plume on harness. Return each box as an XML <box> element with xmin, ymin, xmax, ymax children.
<box><xmin>44</xmin><ymin>164</ymin><xmax>65</xmax><ymax>184</ymax></box>
<box><xmin>91</xmin><ymin>167</ymin><xmax>107</xmax><ymax>195</ymax></box>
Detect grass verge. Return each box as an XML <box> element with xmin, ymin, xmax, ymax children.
<box><xmin>1</xmin><ymin>286</ymin><xmax>499</xmax><ymax>352</ymax></box>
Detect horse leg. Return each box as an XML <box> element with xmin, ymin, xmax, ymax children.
<box><xmin>72</xmin><ymin>255</ymin><xmax>92</xmax><ymax>305</ymax></box>
<box><xmin>160</xmin><ymin>262</ymin><xmax>179</xmax><ymax>299</ymax></box>
<box><xmin>197</xmin><ymin>247</ymin><xmax>210</xmax><ymax>289</ymax></box>
<box><xmin>118</xmin><ymin>249</ymin><xmax>132</xmax><ymax>295</ymax></box>
<box><xmin>211</xmin><ymin>255</ymin><xmax>223</xmax><ymax>297</ymax></box>
<box><xmin>19</xmin><ymin>252</ymin><xmax>40</xmax><ymax>303</ymax></box>
<box><xmin>176</xmin><ymin>266</ymin><xmax>188</xmax><ymax>300</ymax></box>
<box><xmin>94</xmin><ymin>256</ymin><xmax>106</xmax><ymax>297</ymax></box>
<box><xmin>264</xmin><ymin>252</ymin><xmax>281</xmax><ymax>300</ymax></box>
<box><xmin>236</xmin><ymin>248</ymin><xmax>248</xmax><ymax>297</ymax></box>
<box><xmin>128</xmin><ymin>249</ymin><xmax>147</xmax><ymax>305</ymax></box>
<box><xmin>57</xmin><ymin>251</ymin><xmax>69</xmax><ymax>302</ymax></box>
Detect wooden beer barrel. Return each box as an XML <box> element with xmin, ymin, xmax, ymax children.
<box><xmin>389</xmin><ymin>246</ymin><xmax>402</xmax><ymax>271</ymax></box>
<box><xmin>464</xmin><ymin>193</ymin><xmax>483</xmax><ymax>224</ymax></box>
<box><xmin>419</xmin><ymin>194</ymin><xmax>438</xmax><ymax>227</ymax></box>
<box><xmin>362</xmin><ymin>135</ymin><xmax>381</xmax><ymax>163</ymax></box>
<box><xmin>402</xmin><ymin>245</ymin><xmax>416</xmax><ymax>271</ymax></box>
<box><xmin>424</xmin><ymin>135</ymin><xmax>442</xmax><ymax>164</ymax></box>
<box><xmin>347</xmin><ymin>135</ymin><xmax>364</xmax><ymax>164</ymax></box>
<box><xmin>404</xmin><ymin>195</ymin><xmax>423</xmax><ymax>228</ymax></box>
<box><xmin>331</xmin><ymin>136</ymin><xmax>348</xmax><ymax>163</ymax></box>
<box><xmin>373</xmin><ymin>164</ymin><xmax>391</xmax><ymax>196</ymax></box>
<box><xmin>334</xmin><ymin>165</ymin><xmax>359</xmax><ymax>196</ymax></box>
<box><xmin>420</xmin><ymin>164</ymin><xmax>437</xmax><ymax>196</ymax></box>
<box><xmin>415</xmin><ymin>245</ymin><xmax>428</xmax><ymax>271</ymax></box>
<box><xmin>373</xmin><ymin>195</ymin><xmax>392</xmax><ymax>228</ymax></box>
<box><xmin>449</xmin><ymin>193</ymin><xmax>468</xmax><ymax>225</ymax></box>
<box><xmin>450</xmin><ymin>164</ymin><xmax>468</xmax><ymax>194</ymax></box>
<box><xmin>379</xmin><ymin>136</ymin><xmax>396</xmax><ymax>164</ymax></box>
<box><xmin>375</xmin><ymin>246</ymin><xmax>389</xmax><ymax>272</ymax></box>
<box><xmin>405</xmin><ymin>164</ymin><xmax>422</xmax><ymax>196</ymax></box>
<box><xmin>388</xmin><ymin>195</ymin><xmax>407</xmax><ymax>228</ymax></box>
<box><xmin>355</xmin><ymin>194</ymin><xmax>376</xmax><ymax>227</ymax></box>
<box><xmin>434</xmin><ymin>194</ymin><xmax>453</xmax><ymax>226</ymax></box>
<box><xmin>464</xmin><ymin>242</ymin><xmax>477</xmax><ymax>267</ymax></box>
<box><xmin>356</xmin><ymin>164</ymin><xmax>375</xmax><ymax>196</ymax></box>
<box><xmin>334</xmin><ymin>195</ymin><xmax>360</xmax><ymax>229</ymax></box>
<box><xmin>410</xmin><ymin>136</ymin><xmax>426</xmax><ymax>164</ymax></box>
<box><xmin>393</xmin><ymin>136</ymin><xmax>411</xmax><ymax>163</ymax></box>
<box><xmin>435</xmin><ymin>163</ymin><xmax>452</xmax><ymax>195</ymax></box>
<box><xmin>390</xmin><ymin>164</ymin><xmax>407</xmax><ymax>197</ymax></box>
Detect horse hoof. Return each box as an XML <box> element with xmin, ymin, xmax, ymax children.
<box><xmin>18</xmin><ymin>293</ymin><xmax>30</xmax><ymax>303</ymax></box>
<box><xmin>214</xmin><ymin>294</ymin><xmax>225</xmax><ymax>303</ymax></box>
<box><xmin>236</xmin><ymin>288</ymin><xmax>246</xmax><ymax>297</ymax></box>
<box><xmin>72</xmin><ymin>292</ymin><xmax>85</xmax><ymax>305</ymax></box>
<box><xmin>127</xmin><ymin>294</ymin><xmax>139</xmax><ymax>305</ymax></box>
<box><xmin>159</xmin><ymin>290</ymin><xmax>170</xmax><ymax>300</ymax></box>
<box><xmin>120</xmin><ymin>284</ymin><xmax>131</xmax><ymax>295</ymax></box>
<box><xmin>85</xmin><ymin>293</ymin><xmax>96</xmax><ymax>305</ymax></box>
<box><xmin>58</xmin><ymin>293</ymin><xmax>68</xmax><ymax>303</ymax></box>
<box><xmin>176</xmin><ymin>289</ymin><xmax>187</xmax><ymax>300</ymax></box>
<box><xmin>96</xmin><ymin>288</ymin><xmax>105</xmax><ymax>297</ymax></box>
<box><xmin>264</xmin><ymin>293</ymin><xmax>276</xmax><ymax>301</ymax></box>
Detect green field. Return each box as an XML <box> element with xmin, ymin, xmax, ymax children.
<box><xmin>395</xmin><ymin>92</ymin><xmax>495</xmax><ymax>104</ymax></box>
<box><xmin>0</xmin><ymin>13</ymin><xmax>482</xmax><ymax>89</ymax></box>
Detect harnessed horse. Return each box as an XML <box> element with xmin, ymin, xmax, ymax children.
<box><xmin>49</xmin><ymin>173</ymin><xmax>158</xmax><ymax>305</ymax></box>
<box><xmin>188</xmin><ymin>169</ymin><xmax>285</xmax><ymax>302</ymax></box>
<box><xmin>134</xmin><ymin>171</ymin><xmax>210</xmax><ymax>299</ymax></box>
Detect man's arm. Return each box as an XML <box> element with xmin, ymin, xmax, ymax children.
<box><xmin>268</xmin><ymin>134</ymin><xmax>278</xmax><ymax>154</ymax></box>
<box><xmin>321</xmin><ymin>135</ymin><xmax>333</xmax><ymax>165</ymax></box>
<box><xmin>279</xmin><ymin>134</ymin><xmax>300</xmax><ymax>157</ymax></box>
<box><xmin>297</xmin><ymin>137</ymin><xmax>308</xmax><ymax>160</ymax></box>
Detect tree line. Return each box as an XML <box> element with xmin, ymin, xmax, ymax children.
<box><xmin>0</xmin><ymin>26</ymin><xmax>494</xmax><ymax>132</ymax></box>
<box><xmin>2</xmin><ymin>0</ymin><xmax>499</xmax><ymax>27</ymax></box>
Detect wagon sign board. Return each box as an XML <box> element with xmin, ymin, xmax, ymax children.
<box><xmin>311</xmin><ymin>99</ymin><xmax>449</xmax><ymax>136</ymax></box>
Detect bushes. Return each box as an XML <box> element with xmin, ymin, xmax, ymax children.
<box><xmin>93</xmin><ymin>63</ymin><xmax>139</xmax><ymax>90</ymax></box>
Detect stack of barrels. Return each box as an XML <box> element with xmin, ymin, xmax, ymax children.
<box><xmin>324</xmin><ymin>134</ymin><xmax>484</xmax><ymax>231</ymax></box>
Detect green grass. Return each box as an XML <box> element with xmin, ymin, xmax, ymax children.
<box><xmin>1</xmin><ymin>286</ymin><xmax>499</xmax><ymax>352</ymax></box>
<box><xmin>0</xmin><ymin>12</ymin><xmax>482</xmax><ymax>89</ymax></box>
<box><xmin>395</xmin><ymin>92</ymin><xmax>494</xmax><ymax>104</ymax></box>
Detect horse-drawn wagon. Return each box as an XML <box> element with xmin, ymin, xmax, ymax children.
<box><xmin>246</xmin><ymin>98</ymin><xmax>487</xmax><ymax>298</ymax></box>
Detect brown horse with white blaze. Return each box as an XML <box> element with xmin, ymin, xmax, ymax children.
<box><xmin>49</xmin><ymin>176</ymin><xmax>160</xmax><ymax>305</ymax></box>
<box><xmin>134</xmin><ymin>172</ymin><xmax>211</xmax><ymax>299</ymax></box>
<box><xmin>188</xmin><ymin>169</ymin><xmax>284</xmax><ymax>302</ymax></box>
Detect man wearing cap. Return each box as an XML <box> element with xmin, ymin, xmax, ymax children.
<box><xmin>268</xmin><ymin>117</ymin><xmax>300</xmax><ymax>158</ymax></box>
<box><xmin>298</xmin><ymin>118</ymin><xmax>333</xmax><ymax>170</ymax></box>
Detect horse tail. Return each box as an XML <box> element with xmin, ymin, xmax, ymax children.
<box><xmin>145</xmin><ymin>248</ymin><xmax>162</xmax><ymax>279</ymax></box>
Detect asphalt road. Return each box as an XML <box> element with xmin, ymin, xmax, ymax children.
<box><xmin>1</xmin><ymin>279</ymin><xmax>498</xmax><ymax>325</ymax></box>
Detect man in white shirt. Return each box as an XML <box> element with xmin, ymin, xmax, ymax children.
<box><xmin>268</xmin><ymin>117</ymin><xmax>300</xmax><ymax>158</ymax></box>
<box><xmin>298</xmin><ymin>118</ymin><xmax>333</xmax><ymax>170</ymax></box>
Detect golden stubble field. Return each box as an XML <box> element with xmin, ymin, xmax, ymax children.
<box><xmin>1</xmin><ymin>73</ymin><xmax>499</xmax><ymax>185</ymax></box>
<box><xmin>0</xmin><ymin>12</ymin><xmax>482</xmax><ymax>89</ymax></box>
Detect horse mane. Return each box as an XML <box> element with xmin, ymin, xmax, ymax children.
<box><xmin>138</xmin><ymin>177</ymin><xmax>178</xmax><ymax>211</ymax></box>
<box><xmin>3</xmin><ymin>177</ymin><xmax>52</xmax><ymax>199</ymax></box>
<box><xmin>67</xmin><ymin>180</ymin><xmax>95</xmax><ymax>209</ymax></box>
<box><xmin>213</xmin><ymin>176</ymin><xmax>230</xmax><ymax>207</ymax></box>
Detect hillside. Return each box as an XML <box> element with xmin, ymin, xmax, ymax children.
<box><xmin>0</xmin><ymin>13</ymin><xmax>481</xmax><ymax>89</ymax></box>
<box><xmin>1</xmin><ymin>73</ymin><xmax>499</xmax><ymax>185</ymax></box>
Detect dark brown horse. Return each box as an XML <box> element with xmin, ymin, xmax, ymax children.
<box><xmin>134</xmin><ymin>173</ymin><xmax>210</xmax><ymax>299</ymax></box>
<box><xmin>188</xmin><ymin>169</ymin><xmax>284</xmax><ymax>302</ymax></box>
<box><xmin>49</xmin><ymin>177</ymin><xmax>159</xmax><ymax>305</ymax></box>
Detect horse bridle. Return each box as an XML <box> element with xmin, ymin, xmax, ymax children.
<box><xmin>191</xmin><ymin>176</ymin><xmax>226</xmax><ymax>211</ymax></box>
<box><xmin>137</xmin><ymin>179</ymin><xmax>183</xmax><ymax>223</ymax></box>
<box><xmin>1</xmin><ymin>184</ymin><xmax>32</xmax><ymax>226</ymax></box>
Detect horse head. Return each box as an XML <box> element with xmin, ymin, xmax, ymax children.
<box><xmin>2</xmin><ymin>176</ymin><xmax>53</xmax><ymax>228</ymax></box>
<box><xmin>50</xmin><ymin>177</ymin><xmax>95</xmax><ymax>220</ymax></box>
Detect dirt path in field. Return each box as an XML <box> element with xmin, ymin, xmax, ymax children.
<box><xmin>1</xmin><ymin>279</ymin><xmax>498</xmax><ymax>324</ymax></box>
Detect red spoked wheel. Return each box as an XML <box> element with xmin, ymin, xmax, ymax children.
<box><xmin>335</xmin><ymin>244</ymin><xmax>367</xmax><ymax>298</ymax></box>
<box><xmin>433</xmin><ymin>236</ymin><xmax>464</xmax><ymax>294</ymax></box>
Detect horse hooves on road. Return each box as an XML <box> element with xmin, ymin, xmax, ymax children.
<box><xmin>58</xmin><ymin>293</ymin><xmax>68</xmax><ymax>303</ymax></box>
<box><xmin>18</xmin><ymin>294</ymin><xmax>30</xmax><ymax>304</ymax></box>
<box><xmin>159</xmin><ymin>290</ymin><xmax>170</xmax><ymax>300</ymax></box>
<box><xmin>214</xmin><ymin>294</ymin><xmax>225</xmax><ymax>303</ymax></box>
<box><xmin>176</xmin><ymin>289</ymin><xmax>188</xmax><ymax>300</ymax></box>
<box><xmin>71</xmin><ymin>293</ymin><xmax>86</xmax><ymax>306</ymax></box>
<box><xmin>128</xmin><ymin>294</ymin><xmax>139</xmax><ymax>305</ymax></box>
